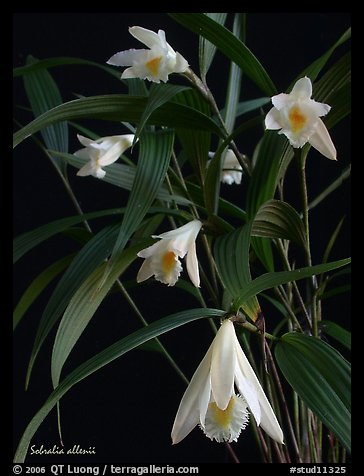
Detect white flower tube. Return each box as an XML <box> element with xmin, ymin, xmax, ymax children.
<box><xmin>265</xmin><ymin>76</ymin><xmax>336</xmax><ymax>160</ymax></box>
<box><xmin>171</xmin><ymin>319</ymin><xmax>284</xmax><ymax>445</ymax></box>
<box><xmin>137</xmin><ymin>220</ymin><xmax>202</xmax><ymax>287</ymax></box>
<box><xmin>74</xmin><ymin>134</ymin><xmax>134</xmax><ymax>179</ymax></box>
<box><xmin>107</xmin><ymin>26</ymin><xmax>189</xmax><ymax>83</ymax></box>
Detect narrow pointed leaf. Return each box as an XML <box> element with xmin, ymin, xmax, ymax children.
<box><xmin>134</xmin><ymin>84</ymin><xmax>190</xmax><ymax>141</ymax></box>
<box><xmin>14</xmin><ymin>209</ymin><xmax>124</xmax><ymax>263</ymax></box>
<box><xmin>26</xmin><ymin>224</ymin><xmax>121</xmax><ymax>388</ymax></box>
<box><xmin>169</xmin><ymin>13</ymin><xmax>276</xmax><ymax>96</ymax></box>
<box><xmin>215</xmin><ymin>222</ymin><xmax>260</xmax><ymax>321</ymax></box>
<box><xmin>233</xmin><ymin>258</ymin><xmax>350</xmax><ymax>310</ymax></box>
<box><xmin>106</xmin><ymin>130</ymin><xmax>174</xmax><ymax>273</ymax></box>
<box><xmin>275</xmin><ymin>332</ymin><xmax>351</xmax><ymax>451</ymax></box>
<box><xmin>199</xmin><ymin>13</ymin><xmax>228</xmax><ymax>79</ymax></box>
<box><xmin>319</xmin><ymin>321</ymin><xmax>351</xmax><ymax>350</ymax></box>
<box><xmin>247</xmin><ymin>132</ymin><xmax>290</xmax><ymax>271</ymax></box>
<box><xmin>173</xmin><ymin>89</ymin><xmax>212</xmax><ymax>185</ymax></box>
<box><xmin>23</xmin><ymin>55</ymin><xmax>68</xmax><ymax>173</ymax></box>
<box><xmin>13</xmin><ymin>254</ymin><xmax>75</xmax><ymax>331</ymax></box>
<box><xmin>51</xmin><ymin>239</ymin><xmax>152</xmax><ymax>388</ymax></box>
<box><xmin>13</xmin><ymin>95</ymin><xmax>222</xmax><ymax>148</ymax></box>
<box><xmin>14</xmin><ymin>56</ymin><xmax>121</xmax><ymax>79</ymax></box>
<box><xmin>14</xmin><ymin>308</ymin><xmax>224</xmax><ymax>463</ymax></box>
<box><xmin>293</xmin><ymin>27</ymin><xmax>351</xmax><ymax>85</ymax></box>
<box><xmin>51</xmin><ymin>150</ymin><xmax>190</xmax><ymax>205</ymax></box>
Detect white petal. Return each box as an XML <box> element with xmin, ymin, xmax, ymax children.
<box><xmin>76</xmin><ymin>162</ymin><xmax>95</xmax><ymax>177</ymax></box>
<box><xmin>291</xmin><ymin>76</ymin><xmax>312</xmax><ymax>99</ymax></box>
<box><xmin>174</xmin><ymin>52</ymin><xmax>189</xmax><ymax>73</ymax></box>
<box><xmin>234</xmin><ymin>338</ymin><xmax>283</xmax><ymax>443</ymax></box>
<box><xmin>73</xmin><ymin>148</ymin><xmax>90</xmax><ymax>160</ymax></box>
<box><xmin>234</xmin><ymin>343</ymin><xmax>261</xmax><ymax>425</ymax></box>
<box><xmin>186</xmin><ymin>240</ymin><xmax>200</xmax><ymax>287</ymax></box>
<box><xmin>137</xmin><ymin>240</ymin><xmax>161</xmax><ymax>259</ymax></box>
<box><xmin>265</xmin><ymin>107</ymin><xmax>283</xmax><ymax>130</ymax></box>
<box><xmin>98</xmin><ymin>141</ymin><xmax>122</xmax><ymax>166</ymax></box>
<box><xmin>210</xmin><ymin>320</ymin><xmax>236</xmax><ymax>410</ymax></box>
<box><xmin>198</xmin><ymin>373</ymin><xmax>212</xmax><ymax>428</ymax></box>
<box><xmin>121</xmin><ymin>67</ymin><xmax>140</xmax><ymax>80</ymax></box>
<box><xmin>77</xmin><ymin>134</ymin><xmax>94</xmax><ymax>147</ymax></box>
<box><xmin>171</xmin><ymin>345</ymin><xmax>213</xmax><ymax>444</ymax></box>
<box><xmin>309</xmin><ymin>118</ymin><xmax>337</xmax><ymax>160</ymax></box>
<box><xmin>272</xmin><ymin>93</ymin><xmax>292</xmax><ymax>111</ymax></box>
<box><xmin>154</xmin><ymin>220</ymin><xmax>202</xmax><ymax>256</ymax></box>
<box><xmin>136</xmin><ymin>258</ymin><xmax>154</xmax><ymax>283</ymax></box>
<box><xmin>309</xmin><ymin>99</ymin><xmax>331</xmax><ymax>117</ymax></box>
<box><xmin>107</xmin><ymin>49</ymin><xmax>150</xmax><ymax>67</ymax></box>
<box><xmin>129</xmin><ymin>26</ymin><xmax>162</xmax><ymax>49</ymax></box>
<box><xmin>95</xmin><ymin>167</ymin><xmax>106</xmax><ymax>179</ymax></box>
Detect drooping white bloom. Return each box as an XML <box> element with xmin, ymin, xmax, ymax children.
<box><xmin>107</xmin><ymin>26</ymin><xmax>189</xmax><ymax>83</ymax></box>
<box><xmin>265</xmin><ymin>76</ymin><xmax>337</xmax><ymax>160</ymax></box>
<box><xmin>74</xmin><ymin>134</ymin><xmax>134</xmax><ymax>179</ymax></box>
<box><xmin>171</xmin><ymin>319</ymin><xmax>284</xmax><ymax>445</ymax></box>
<box><xmin>137</xmin><ymin>220</ymin><xmax>202</xmax><ymax>287</ymax></box>
<box><xmin>208</xmin><ymin>149</ymin><xmax>243</xmax><ymax>185</ymax></box>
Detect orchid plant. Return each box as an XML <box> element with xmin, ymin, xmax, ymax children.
<box><xmin>13</xmin><ymin>13</ymin><xmax>351</xmax><ymax>464</ymax></box>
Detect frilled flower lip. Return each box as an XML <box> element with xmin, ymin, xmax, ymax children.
<box><xmin>106</xmin><ymin>26</ymin><xmax>189</xmax><ymax>83</ymax></box>
<box><xmin>171</xmin><ymin>319</ymin><xmax>284</xmax><ymax>445</ymax></box>
<box><xmin>207</xmin><ymin>149</ymin><xmax>243</xmax><ymax>185</ymax></box>
<box><xmin>136</xmin><ymin>220</ymin><xmax>202</xmax><ymax>287</ymax></box>
<box><xmin>265</xmin><ymin>76</ymin><xmax>336</xmax><ymax>160</ymax></box>
<box><xmin>74</xmin><ymin>134</ymin><xmax>134</xmax><ymax>179</ymax></box>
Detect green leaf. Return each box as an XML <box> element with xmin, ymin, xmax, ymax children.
<box><xmin>106</xmin><ymin>130</ymin><xmax>174</xmax><ymax>278</ymax></box>
<box><xmin>199</xmin><ymin>13</ymin><xmax>228</xmax><ymax>79</ymax></box>
<box><xmin>169</xmin><ymin>13</ymin><xmax>276</xmax><ymax>96</ymax></box>
<box><xmin>223</xmin><ymin>13</ymin><xmax>245</xmax><ymax>135</ymax></box>
<box><xmin>215</xmin><ymin>222</ymin><xmax>260</xmax><ymax>321</ymax></box>
<box><xmin>232</xmin><ymin>258</ymin><xmax>351</xmax><ymax>311</ymax></box>
<box><xmin>294</xmin><ymin>27</ymin><xmax>351</xmax><ymax>85</ymax></box>
<box><xmin>51</xmin><ymin>150</ymin><xmax>190</xmax><ymax>206</ymax></box>
<box><xmin>14</xmin><ymin>308</ymin><xmax>224</xmax><ymax>463</ymax></box>
<box><xmin>275</xmin><ymin>332</ymin><xmax>351</xmax><ymax>451</ymax></box>
<box><xmin>23</xmin><ymin>55</ymin><xmax>68</xmax><ymax>173</ymax></box>
<box><xmin>219</xmin><ymin>97</ymin><xmax>270</xmax><ymax>121</ymax></box>
<box><xmin>13</xmin><ymin>94</ymin><xmax>222</xmax><ymax>148</ymax></box>
<box><xmin>320</xmin><ymin>321</ymin><xmax>351</xmax><ymax>350</ymax></box>
<box><xmin>313</xmin><ymin>51</ymin><xmax>351</xmax><ymax>130</ymax></box>
<box><xmin>13</xmin><ymin>254</ymin><xmax>75</xmax><ymax>331</ymax></box>
<box><xmin>247</xmin><ymin>132</ymin><xmax>289</xmax><ymax>270</ymax></box>
<box><xmin>51</xmin><ymin>238</ymin><xmax>152</xmax><ymax>388</ymax></box>
<box><xmin>134</xmin><ymin>83</ymin><xmax>190</xmax><ymax>141</ymax></box>
<box><xmin>14</xmin><ymin>208</ymin><xmax>124</xmax><ymax>263</ymax></box>
<box><xmin>14</xmin><ymin>56</ymin><xmax>122</xmax><ymax>79</ymax></box>
<box><xmin>26</xmin><ymin>224</ymin><xmax>121</xmax><ymax>388</ymax></box>
<box><xmin>252</xmin><ymin>199</ymin><xmax>306</xmax><ymax>249</ymax></box>
<box><xmin>308</xmin><ymin>166</ymin><xmax>351</xmax><ymax>212</ymax></box>
<box><xmin>173</xmin><ymin>89</ymin><xmax>212</xmax><ymax>185</ymax></box>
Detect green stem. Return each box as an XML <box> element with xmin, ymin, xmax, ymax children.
<box><xmin>183</xmin><ymin>68</ymin><xmax>252</xmax><ymax>176</ymax></box>
<box><xmin>296</xmin><ymin>149</ymin><xmax>319</xmax><ymax>337</ymax></box>
<box><xmin>276</xmin><ymin>239</ymin><xmax>312</xmax><ymax>331</ymax></box>
<box><xmin>115</xmin><ymin>280</ymin><xmax>189</xmax><ymax>385</ymax></box>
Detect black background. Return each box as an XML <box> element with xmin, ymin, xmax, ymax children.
<box><xmin>13</xmin><ymin>13</ymin><xmax>351</xmax><ymax>464</ymax></box>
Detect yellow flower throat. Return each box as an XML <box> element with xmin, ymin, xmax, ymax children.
<box><xmin>289</xmin><ymin>106</ymin><xmax>307</xmax><ymax>133</ymax></box>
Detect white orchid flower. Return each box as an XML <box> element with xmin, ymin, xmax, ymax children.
<box><xmin>107</xmin><ymin>26</ymin><xmax>189</xmax><ymax>83</ymax></box>
<box><xmin>208</xmin><ymin>149</ymin><xmax>243</xmax><ymax>185</ymax></box>
<box><xmin>265</xmin><ymin>76</ymin><xmax>336</xmax><ymax>160</ymax></box>
<box><xmin>74</xmin><ymin>134</ymin><xmax>134</xmax><ymax>179</ymax></box>
<box><xmin>171</xmin><ymin>319</ymin><xmax>284</xmax><ymax>445</ymax></box>
<box><xmin>137</xmin><ymin>220</ymin><xmax>202</xmax><ymax>287</ymax></box>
